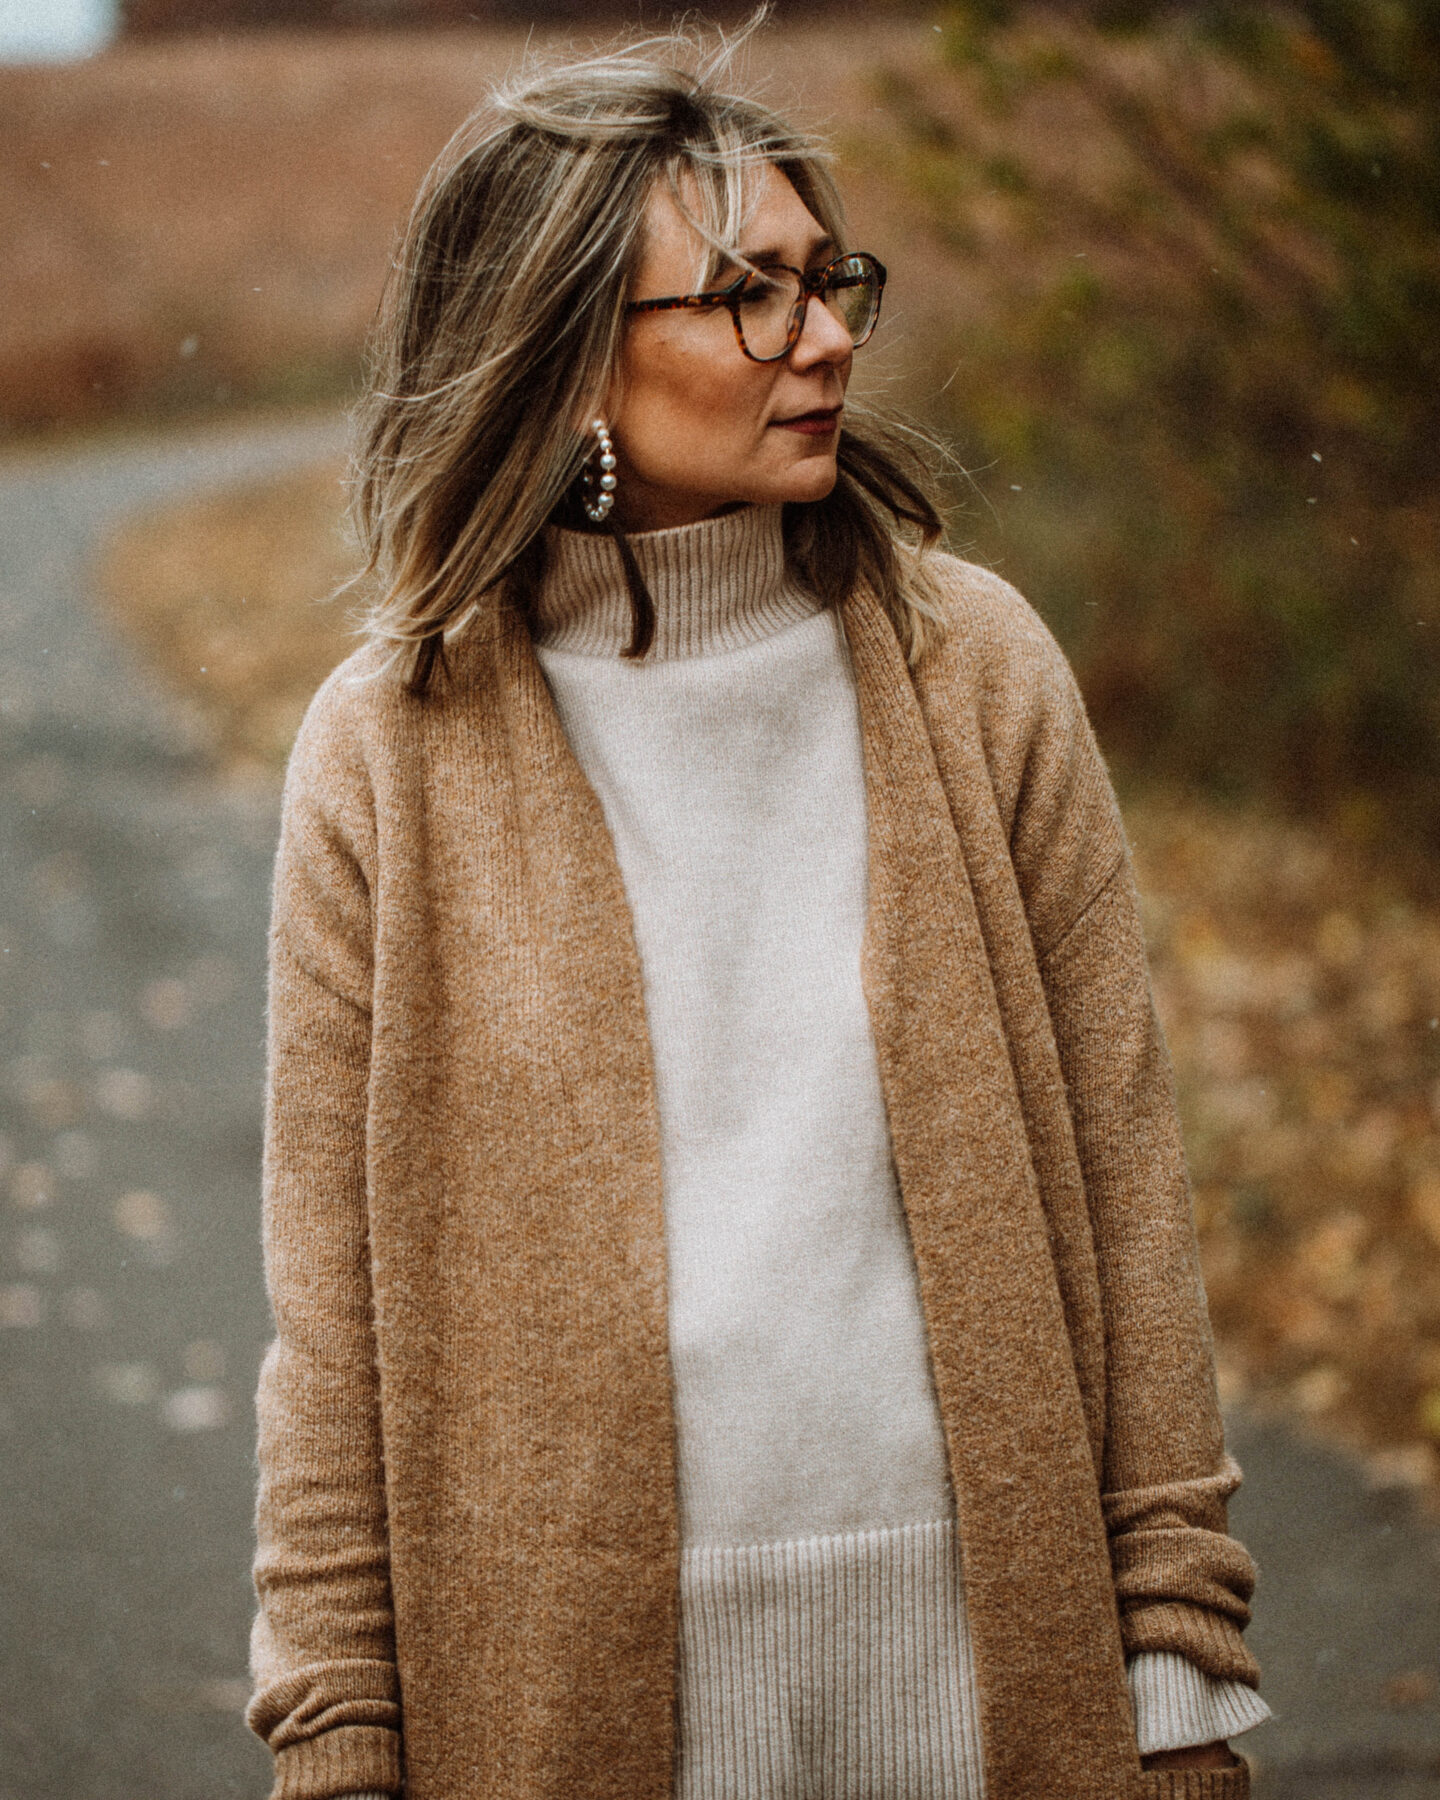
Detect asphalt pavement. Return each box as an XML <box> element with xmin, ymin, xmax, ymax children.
<box><xmin>0</xmin><ymin>413</ymin><xmax>1436</xmax><ymax>1799</ymax></box>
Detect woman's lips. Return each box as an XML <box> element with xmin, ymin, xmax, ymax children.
<box><xmin>771</xmin><ymin>408</ymin><xmax>841</xmax><ymax>436</ymax></box>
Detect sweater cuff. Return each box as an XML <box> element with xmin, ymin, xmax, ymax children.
<box><xmin>1129</xmin><ymin>1650</ymin><xmax>1271</xmax><ymax>1755</ymax></box>
<box><xmin>1140</xmin><ymin>1767</ymin><xmax>1251</xmax><ymax>1800</ymax></box>
<box><xmin>270</xmin><ymin>1726</ymin><xmax>402</xmax><ymax>1800</ymax></box>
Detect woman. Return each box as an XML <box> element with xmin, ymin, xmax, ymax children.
<box><xmin>247</xmin><ymin>30</ymin><xmax>1269</xmax><ymax>1800</ymax></box>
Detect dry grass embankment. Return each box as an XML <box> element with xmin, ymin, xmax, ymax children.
<box><xmin>95</xmin><ymin>466</ymin><xmax>1440</xmax><ymax>1499</ymax></box>
<box><xmin>0</xmin><ymin>32</ymin><xmax>528</xmax><ymax>429</ymax></box>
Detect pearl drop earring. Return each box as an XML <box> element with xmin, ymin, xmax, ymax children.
<box><xmin>581</xmin><ymin>417</ymin><xmax>618</xmax><ymax>523</ymax></box>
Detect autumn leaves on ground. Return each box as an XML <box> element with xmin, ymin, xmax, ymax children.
<box><xmin>16</xmin><ymin>2</ymin><xmax>1440</xmax><ymax>1492</ymax></box>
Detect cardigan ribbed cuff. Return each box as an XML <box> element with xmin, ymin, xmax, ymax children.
<box><xmin>1140</xmin><ymin>1759</ymin><xmax>1250</xmax><ymax>1800</ymax></box>
<box><xmin>1129</xmin><ymin>1648</ymin><xmax>1271</xmax><ymax>1754</ymax></box>
<box><xmin>269</xmin><ymin>1726</ymin><xmax>401</xmax><ymax>1800</ymax></box>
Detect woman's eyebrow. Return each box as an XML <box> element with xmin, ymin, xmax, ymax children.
<box><xmin>738</xmin><ymin>234</ymin><xmax>837</xmax><ymax>267</ymax></box>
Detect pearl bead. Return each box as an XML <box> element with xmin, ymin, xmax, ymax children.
<box><xmin>599</xmin><ymin>473</ymin><xmax>616</xmax><ymax>492</ymax></box>
<box><xmin>599</xmin><ymin>453</ymin><xmax>617</xmax><ymax>471</ymax></box>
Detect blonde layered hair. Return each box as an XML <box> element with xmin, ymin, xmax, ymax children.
<box><xmin>353</xmin><ymin>21</ymin><xmax>948</xmax><ymax>690</ymax></box>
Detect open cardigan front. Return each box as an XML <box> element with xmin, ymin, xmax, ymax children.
<box><xmin>248</xmin><ymin>547</ymin><xmax>1260</xmax><ymax>1800</ymax></box>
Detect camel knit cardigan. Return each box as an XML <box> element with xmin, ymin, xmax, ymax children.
<box><xmin>248</xmin><ymin>521</ymin><xmax>1262</xmax><ymax>1800</ymax></box>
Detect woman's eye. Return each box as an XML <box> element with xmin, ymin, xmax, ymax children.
<box><xmin>737</xmin><ymin>276</ymin><xmax>786</xmax><ymax>307</ymax></box>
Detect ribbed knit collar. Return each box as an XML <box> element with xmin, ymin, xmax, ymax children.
<box><xmin>534</xmin><ymin>503</ymin><xmax>822</xmax><ymax>660</ymax></box>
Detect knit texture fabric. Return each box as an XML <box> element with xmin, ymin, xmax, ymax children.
<box><xmin>1129</xmin><ymin>1652</ymin><xmax>1270</xmax><ymax>1756</ymax></box>
<box><xmin>1141</xmin><ymin>1769</ymin><xmax>1251</xmax><ymax>1800</ymax></box>
<box><xmin>250</xmin><ymin>506</ymin><xmax>1263</xmax><ymax>1800</ymax></box>
<box><xmin>677</xmin><ymin>1521</ymin><xmax>984</xmax><ymax>1800</ymax></box>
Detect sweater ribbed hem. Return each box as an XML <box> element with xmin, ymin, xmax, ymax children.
<box><xmin>270</xmin><ymin>1726</ymin><xmax>401</xmax><ymax>1800</ymax></box>
<box><xmin>537</xmin><ymin>505</ymin><xmax>820</xmax><ymax>659</ymax></box>
<box><xmin>1140</xmin><ymin>1758</ymin><xmax>1250</xmax><ymax>1800</ymax></box>
<box><xmin>678</xmin><ymin>1517</ymin><xmax>984</xmax><ymax>1800</ymax></box>
<box><xmin>1129</xmin><ymin>1649</ymin><xmax>1271</xmax><ymax>1754</ymax></box>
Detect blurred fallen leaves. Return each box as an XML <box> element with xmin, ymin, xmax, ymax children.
<box><xmin>94</xmin><ymin>458</ymin><xmax>1440</xmax><ymax>1498</ymax></box>
<box><xmin>1129</xmin><ymin>795</ymin><xmax>1440</xmax><ymax>1498</ymax></box>
<box><xmin>94</xmin><ymin>457</ymin><xmax>359</xmax><ymax>777</ymax></box>
<box><xmin>1382</xmin><ymin>1669</ymin><xmax>1439</xmax><ymax>1710</ymax></box>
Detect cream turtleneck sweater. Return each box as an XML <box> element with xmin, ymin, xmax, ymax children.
<box><xmin>537</xmin><ymin>509</ymin><xmax>984</xmax><ymax>1800</ymax></box>
<box><xmin>338</xmin><ymin>504</ymin><xmax>1267</xmax><ymax>1800</ymax></box>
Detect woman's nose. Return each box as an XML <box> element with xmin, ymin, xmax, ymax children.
<box><xmin>788</xmin><ymin>293</ymin><xmax>854</xmax><ymax>369</ymax></box>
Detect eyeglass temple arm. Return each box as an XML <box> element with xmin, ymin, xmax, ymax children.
<box><xmin>627</xmin><ymin>272</ymin><xmax>751</xmax><ymax>316</ymax></box>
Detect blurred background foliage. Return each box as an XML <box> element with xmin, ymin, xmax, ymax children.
<box><xmin>857</xmin><ymin>0</ymin><xmax>1440</xmax><ymax>876</ymax></box>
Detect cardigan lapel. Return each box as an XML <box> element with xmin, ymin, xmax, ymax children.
<box><xmin>418</xmin><ymin>606</ymin><xmax>680</xmax><ymax>1800</ymax></box>
<box><xmin>487</xmin><ymin>595</ymin><xmax>678</xmax><ymax>1484</ymax></box>
<box><xmin>842</xmin><ymin>587</ymin><xmax>1138</xmax><ymax>1800</ymax></box>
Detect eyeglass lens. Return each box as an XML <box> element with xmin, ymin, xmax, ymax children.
<box><xmin>735</xmin><ymin>256</ymin><xmax>881</xmax><ymax>361</ymax></box>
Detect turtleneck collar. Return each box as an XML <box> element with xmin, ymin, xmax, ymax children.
<box><xmin>533</xmin><ymin>504</ymin><xmax>822</xmax><ymax>660</ymax></box>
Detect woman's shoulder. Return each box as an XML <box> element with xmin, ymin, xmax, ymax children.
<box><xmin>909</xmin><ymin>548</ymin><xmax>1084</xmax><ymax>728</ymax></box>
<box><xmin>282</xmin><ymin>641</ymin><xmax>400</xmax><ymax>816</ymax></box>
<box><xmin>902</xmin><ymin>550</ymin><xmax>1125</xmax><ymax>886</ymax></box>
<box><xmin>917</xmin><ymin>548</ymin><xmax>1069</xmax><ymax>673</ymax></box>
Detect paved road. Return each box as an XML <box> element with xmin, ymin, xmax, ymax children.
<box><xmin>0</xmin><ymin>415</ymin><xmax>1436</xmax><ymax>1799</ymax></box>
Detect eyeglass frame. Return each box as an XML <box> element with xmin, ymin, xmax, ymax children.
<box><xmin>624</xmin><ymin>251</ymin><xmax>888</xmax><ymax>364</ymax></box>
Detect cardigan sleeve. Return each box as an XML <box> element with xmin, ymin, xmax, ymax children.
<box><xmin>1014</xmin><ymin>663</ymin><xmax>1262</xmax><ymax>1690</ymax></box>
<box><xmin>245</xmin><ymin>681</ymin><xmax>404</xmax><ymax>1800</ymax></box>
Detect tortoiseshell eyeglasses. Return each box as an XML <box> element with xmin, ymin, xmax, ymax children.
<box><xmin>625</xmin><ymin>251</ymin><xmax>887</xmax><ymax>364</ymax></box>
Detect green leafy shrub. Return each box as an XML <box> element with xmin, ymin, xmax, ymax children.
<box><xmin>862</xmin><ymin>0</ymin><xmax>1440</xmax><ymax>872</ymax></box>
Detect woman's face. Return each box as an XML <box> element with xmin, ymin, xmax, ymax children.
<box><xmin>603</xmin><ymin>163</ymin><xmax>855</xmax><ymax>533</ymax></box>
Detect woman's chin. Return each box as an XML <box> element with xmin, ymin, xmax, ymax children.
<box><xmin>620</xmin><ymin>460</ymin><xmax>840</xmax><ymax>530</ymax></box>
<box><xmin>761</xmin><ymin>457</ymin><xmax>841</xmax><ymax>508</ymax></box>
